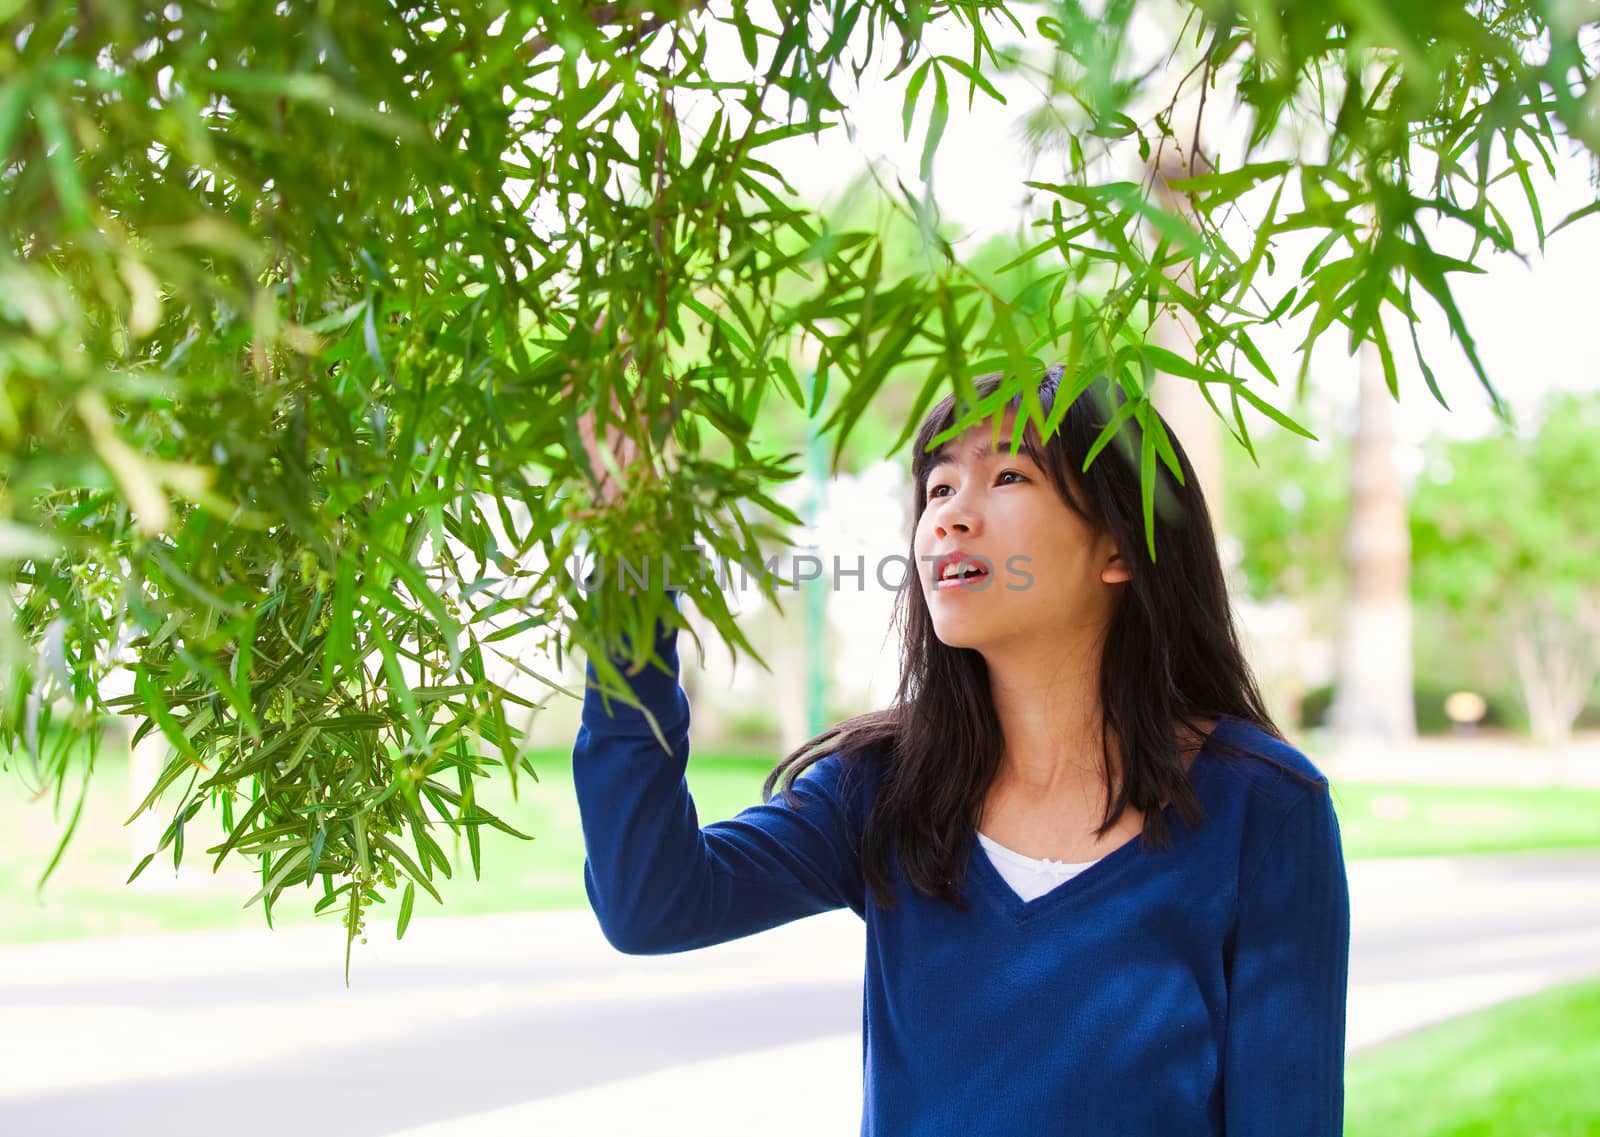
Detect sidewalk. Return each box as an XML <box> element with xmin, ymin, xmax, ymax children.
<box><xmin>2</xmin><ymin>851</ymin><xmax>1598</xmax><ymax>1137</ymax></box>
<box><xmin>1311</xmin><ymin>729</ymin><xmax>1600</xmax><ymax>788</ymax></box>
<box><xmin>381</xmin><ymin>851</ymin><xmax>1600</xmax><ymax>1137</ymax></box>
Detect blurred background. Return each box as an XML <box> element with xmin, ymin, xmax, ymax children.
<box><xmin>4</xmin><ymin>4</ymin><xmax>1599</xmax><ymax>1137</ymax></box>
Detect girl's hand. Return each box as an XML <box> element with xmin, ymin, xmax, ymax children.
<box><xmin>570</xmin><ymin>373</ymin><xmax>649</xmax><ymax>513</ymax></box>
<box><xmin>564</xmin><ymin>319</ymin><xmax>682</xmax><ymax>570</ymax></box>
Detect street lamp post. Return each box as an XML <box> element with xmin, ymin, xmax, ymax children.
<box><xmin>799</xmin><ymin>333</ymin><xmax>830</xmax><ymax>742</ymax></box>
<box><xmin>805</xmin><ymin>394</ymin><xmax>827</xmax><ymax>740</ymax></box>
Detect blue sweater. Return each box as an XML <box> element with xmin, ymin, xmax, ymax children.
<box><xmin>573</xmin><ymin>592</ymin><xmax>1351</xmax><ymax>1135</ymax></box>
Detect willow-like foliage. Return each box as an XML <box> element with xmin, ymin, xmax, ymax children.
<box><xmin>1</xmin><ymin>0</ymin><xmax>1594</xmax><ymax>966</ymax></box>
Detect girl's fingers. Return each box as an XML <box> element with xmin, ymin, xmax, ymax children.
<box><xmin>564</xmin><ymin>366</ymin><xmax>657</xmax><ymax>511</ymax></box>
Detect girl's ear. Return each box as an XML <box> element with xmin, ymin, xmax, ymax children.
<box><xmin>1101</xmin><ymin>550</ymin><xmax>1132</xmax><ymax>585</ymax></box>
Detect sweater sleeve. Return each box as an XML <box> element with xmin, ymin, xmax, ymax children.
<box><xmin>1222</xmin><ymin>783</ymin><xmax>1351</xmax><ymax>1136</ymax></box>
<box><xmin>571</xmin><ymin>591</ymin><xmax>867</xmax><ymax>955</ymax></box>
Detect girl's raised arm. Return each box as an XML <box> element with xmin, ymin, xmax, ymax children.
<box><xmin>573</xmin><ymin>590</ymin><xmax>867</xmax><ymax>954</ymax></box>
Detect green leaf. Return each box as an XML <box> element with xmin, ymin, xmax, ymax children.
<box><xmin>1082</xmin><ymin>394</ymin><xmax>1140</xmax><ymax>472</ymax></box>
<box><xmin>33</xmin><ymin>95</ymin><xmax>92</xmax><ymax>230</ymax></box>
<box><xmin>396</xmin><ymin>881</ymin><xmax>417</xmax><ymax>939</ymax></box>
<box><xmin>1138</xmin><ymin>402</ymin><xmax>1158</xmax><ymax>562</ymax></box>
<box><xmin>242</xmin><ymin>846</ymin><xmax>310</xmax><ymax>909</ymax></box>
<box><xmin>901</xmin><ymin>57</ymin><xmax>932</xmax><ymax>140</ymax></box>
<box><xmin>0</xmin><ymin>77</ymin><xmax>29</xmax><ymax>165</ymax></box>
<box><xmin>1551</xmin><ymin>199</ymin><xmax>1600</xmax><ymax>237</ymax></box>
<box><xmin>1163</xmin><ymin>160</ymin><xmax>1291</xmax><ymax>207</ymax></box>
<box><xmin>373</xmin><ymin>833</ymin><xmax>443</xmax><ymax>903</ymax></box>
<box><xmin>1233</xmin><ymin>330</ymin><xmax>1277</xmax><ymax>386</ymax></box>
<box><xmin>126</xmin><ymin>853</ymin><xmax>157</xmax><ymax>886</ymax></box>
<box><xmin>1397</xmin><ymin>233</ymin><xmax>1507</xmax><ymax>417</ymax></box>
<box><xmin>210</xmin><ymin>793</ymin><xmax>270</xmax><ymax>872</ymax></box>
<box><xmin>308</xmin><ymin>825</ymin><xmax>329</xmax><ymax>880</ymax></box>
<box><xmin>936</xmin><ymin>54</ymin><xmax>1005</xmax><ymax>109</ymax></box>
<box><xmin>363</xmin><ymin>294</ymin><xmax>394</xmax><ymax>386</ymax></box>
<box><xmin>920</xmin><ymin>66</ymin><xmax>948</xmax><ymax>184</ymax></box>
<box><xmin>1232</xmin><ymin>385</ymin><xmax>1319</xmax><ymax>441</ymax></box>
<box><xmin>351</xmin><ymin>811</ymin><xmax>372</xmax><ymax>877</ymax></box>
<box><xmin>1141</xmin><ymin>343</ymin><xmax>1239</xmax><ymax>388</ymax></box>
<box><xmin>36</xmin><ymin>759</ymin><xmax>91</xmax><ymax>894</ymax></box>
<box><xmin>370</xmin><ymin>542</ymin><xmax>460</xmax><ymax>662</ymax></box>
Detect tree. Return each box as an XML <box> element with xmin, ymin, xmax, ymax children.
<box><xmin>1327</xmin><ymin>331</ymin><xmax>1417</xmax><ymax>745</ymax></box>
<box><xmin>2</xmin><ymin>1</ymin><xmax>1596</xmax><ymax>961</ymax></box>
<box><xmin>1146</xmin><ymin>142</ymin><xmax>1227</xmax><ymax>530</ymax></box>
<box><xmin>1410</xmin><ymin>392</ymin><xmax>1600</xmax><ymax>752</ymax></box>
<box><xmin>1221</xmin><ymin>417</ymin><xmax>1347</xmax><ymax>609</ymax></box>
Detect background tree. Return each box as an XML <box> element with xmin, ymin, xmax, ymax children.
<box><xmin>1327</xmin><ymin>328</ymin><xmax>1417</xmax><ymax>745</ymax></box>
<box><xmin>2</xmin><ymin>1</ymin><xmax>1596</xmax><ymax>963</ymax></box>
<box><xmin>1410</xmin><ymin>391</ymin><xmax>1600</xmax><ymax>752</ymax></box>
<box><xmin>1146</xmin><ymin>140</ymin><xmax>1227</xmax><ymax>529</ymax></box>
<box><xmin>1218</xmin><ymin>405</ymin><xmax>1346</xmax><ymax>730</ymax></box>
<box><xmin>1221</xmin><ymin>424</ymin><xmax>1347</xmax><ymax>612</ymax></box>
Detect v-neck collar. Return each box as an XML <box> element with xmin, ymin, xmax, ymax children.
<box><xmin>966</xmin><ymin>715</ymin><xmax>1231</xmax><ymax>926</ymax></box>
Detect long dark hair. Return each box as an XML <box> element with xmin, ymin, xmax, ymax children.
<box><xmin>762</xmin><ymin>365</ymin><xmax>1323</xmax><ymax>913</ymax></box>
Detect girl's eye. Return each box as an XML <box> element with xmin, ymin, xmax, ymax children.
<box><xmin>927</xmin><ymin>471</ymin><xmax>1026</xmax><ymax>499</ymax></box>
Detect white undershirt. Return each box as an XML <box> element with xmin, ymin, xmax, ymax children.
<box><xmin>977</xmin><ymin>831</ymin><xmax>1105</xmax><ymax>902</ymax></box>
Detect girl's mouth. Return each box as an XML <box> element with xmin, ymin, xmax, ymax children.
<box><xmin>935</xmin><ymin>564</ymin><xmax>989</xmax><ymax>590</ymax></box>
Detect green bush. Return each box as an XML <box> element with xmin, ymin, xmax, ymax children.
<box><xmin>722</xmin><ymin>707</ymin><xmax>783</xmax><ymax>749</ymax></box>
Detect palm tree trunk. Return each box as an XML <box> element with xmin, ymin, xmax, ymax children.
<box><xmin>1328</xmin><ymin>338</ymin><xmax>1416</xmax><ymax>744</ymax></box>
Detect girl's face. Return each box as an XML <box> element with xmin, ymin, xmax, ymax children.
<box><xmin>912</xmin><ymin>411</ymin><xmax>1130</xmax><ymax>654</ymax></box>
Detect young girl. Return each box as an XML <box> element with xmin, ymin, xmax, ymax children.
<box><xmin>572</xmin><ymin>365</ymin><xmax>1349</xmax><ymax>1135</ymax></box>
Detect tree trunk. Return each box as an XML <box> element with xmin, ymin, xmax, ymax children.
<box><xmin>1150</xmin><ymin>346</ymin><xmax>1226</xmax><ymax>534</ymax></box>
<box><xmin>1510</xmin><ymin>595</ymin><xmax>1596</xmax><ymax>761</ymax></box>
<box><xmin>1328</xmin><ymin>338</ymin><xmax>1416</xmax><ymax>745</ymax></box>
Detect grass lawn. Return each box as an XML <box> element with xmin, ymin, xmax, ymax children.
<box><xmin>0</xmin><ymin>744</ymin><xmax>781</xmax><ymax>943</ymax></box>
<box><xmin>1347</xmin><ymin>975</ymin><xmax>1600</xmax><ymax>1136</ymax></box>
<box><xmin>1330</xmin><ymin>780</ymin><xmax>1600</xmax><ymax>859</ymax></box>
<box><xmin>4</xmin><ymin>744</ymin><xmax>1600</xmax><ymax>943</ymax></box>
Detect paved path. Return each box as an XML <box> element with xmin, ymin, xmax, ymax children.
<box><xmin>2</xmin><ymin>850</ymin><xmax>1598</xmax><ymax>1137</ymax></box>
